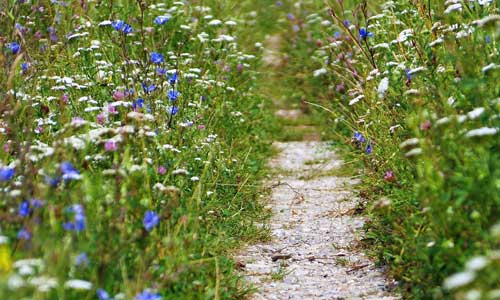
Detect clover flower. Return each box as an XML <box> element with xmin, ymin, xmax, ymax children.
<box><xmin>104</xmin><ymin>140</ymin><xmax>118</xmax><ymax>152</ymax></box>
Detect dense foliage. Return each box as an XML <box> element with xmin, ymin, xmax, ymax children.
<box><xmin>270</xmin><ymin>0</ymin><xmax>500</xmax><ymax>299</ymax></box>
<box><xmin>0</xmin><ymin>1</ymin><xmax>275</xmax><ymax>299</ymax></box>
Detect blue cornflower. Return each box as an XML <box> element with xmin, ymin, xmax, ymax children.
<box><xmin>405</xmin><ymin>68</ymin><xmax>412</xmax><ymax>81</ymax></box>
<box><xmin>169</xmin><ymin>106</ymin><xmax>179</xmax><ymax>115</ymax></box>
<box><xmin>154</xmin><ymin>15</ymin><xmax>170</xmax><ymax>25</ymax></box>
<box><xmin>136</xmin><ymin>289</ymin><xmax>162</xmax><ymax>300</ymax></box>
<box><xmin>112</xmin><ymin>20</ymin><xmax>133</xmax><ymax>34</ymax></box>
<box><xmin>0</xmin><ymin>167</ymin><xmax>15</xmax><ymax>181</ymax></box>
<box><xmin>143</xmin><ymin>211</ymin><xmax>159</xmax><ymax>231</ymax></box>
<box><xmin>343</xmin><ymin>20</ymin><xmax>350</xmax><ymax>27</ymax></box>
<box><xmin>21</xmin><ymin>62</ymin><xmax>29</xmax><ymax>72</ymax></box>
<box><xmin>359</xmin><ymin>28</ymin><xmax>373</xmax><ymax>40</ymax></box>
<box><xmin>45</xmin><ymin>176</ymin><xmax>61</xmax><ymax>187</ymax></box>
<box><xmin>156</xmin><ymin>67</ymin><xmax>166</xmax><ymax>76</ymax></box>
<box><xmin>169</xmin><ymin>73</ymin><xmax>178</xmax><ymax>85</ymax></box>
<box><xmin>63</xmin><ymin>204</ymin><xmax>86</xmax><ymax>231</ymax></box>
<box><xmin>353</xmin><ymin>132</ymin><xmax>366</xmax><ymax>143</ymax></box>
<box><xmin>75</xmin><ymin>252</ymin><xmax>89</xmax><ymax>267</ymax></box>
<box><xmin>7</xmin><ymin>42</ymin><xmax>20</xmax><ymax>54</ymax></box>
<box><xmin>17</xmin><ymin>228</ymin><xmax>31</xmax><ymax>240</ymax></box>
<box><xmin>142</xmin><ymin>82</ymin><xmax>157</xmax><ymax>94</ymax></box>
<box><xmin>133</xmin><ymin>98</ymin><xmax>145</xmax><ymax>110</ymax></box>
<box><xmin>19</xmin><ymin>201</ymin><xmax>30</xmax><ymax>217</ymax></box>
<box><xmin>366</xmin><ymin>140</ymin><xmax>373</xmax><ymax>154</ymax></box>
<box><xmin>122</xmin><ymin>24</ymin><xmax>133</xmax><ymax>34</ymax></box>
<box><xmin>97</xmin><ymin>289</ymin><xmax>112</xmax><ymax>300</ymax></box>
<box><xmin>60</xmin><ymin>161</ymin><xmax>80</xmax><ymax>181</ymax></box>
<box><xmin>168</xmin><ymin>90</ymin><xmax>179</xmax><ymax>101</ymax></box>
<box><xmin>31</xmin><ymin>198</ymin><xmax>44</xmax><ymax>208</ymax></box>
<box><xmin>112</xmin><ymin>20</ymin><xmax>125</xmax><ymax>31</ymax></box>
<box><xmin>150</xmin><ymin>52</ymin><xmax>164</xmax><ymax>64</ymax></box>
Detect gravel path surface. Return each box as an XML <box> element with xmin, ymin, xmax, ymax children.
<box><xmin>236</xmin><ymin>141</ymin><xmax>399</xmax><ymax>300</ymax></box>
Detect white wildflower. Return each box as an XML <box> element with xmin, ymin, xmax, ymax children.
<box><xmin>64</xmin><ymin>279</ymin><xmax>93</xmax><ymax>290</ymax></box>
<box><xmin>482</xmin><ymin>63</ymin><xmax>500</xmax><ymax>73</ymax></box>
<box><xmin>465</xmin><ymin>127</ymin><xmax>498</xmax><ymax>138</ymax></box>
<box><xmin>0</xmin><ymin>235</ymin><xmax>8</xmax><ymax>244</ymax></box>
<box><xmin>208</xmin><ymin>19</ymin><xmax>222</xmax><ymax>26</ymax></box>
<box><xmin>313</xmin><ymin>68</ymin><xmax>327</xmax><ymax>77</ymax></box>
<box><xmin>18</xmin><ymin>265</ymin><xmax>36</xmax><ymax>276</ymax></box>
<box><xmin>444</xmin><ymin>4</ymin><xmax>462</xmax><ymax>14</ymax></box>
<box><xmin>98</xmin><ymin>20</ymin><xmax>112</xmax><ymax>26</ymax></box>
<box><xmin>172</xmin><ymin>168</ymin><xmax>189</xmax><ymax>176</ymax></box>
<box><xmin>377</xmin><ymin>78</ymin><xmax>389</xmax><ymax>99</ymax></box>
<box><xmin>7</xmin><ymin>274</ymin><xmax>25</xmax><ymax>290</ymax></box>
<box><xmin>443</xmin><ymin>271</ymin><xmax>475</xmax><ymax>289</ymax></box>
<box><xmin>465</xmin><ymin>256</ymin><xmax>489</xmax><ymax>271</ymax></box>
<box><xmin>464</xmin><ymin>289</ymin><xmax>481</xmax><ymax>300</ymax></box>
<box><xmin>474</xmin><ymin>14</ymin><xmax>500</xmax><ymax>27</ymax></box>
<box><xmin>349</xmin><ymin>95</ymin><xmax>364</xmax><ymax>106</ymax></box>
<box><xmin>399</xmin><ymin>138</ymin><xmax>419</xmax><ymax>149</ymax></box>
<box><xmin>466</xmin><ymin>107</ymin><xmax>485</xmax><ymax>120</ymax></box>
<box><xmin>405</xmin><ymin>148</ymin><xmax>423</xmax><ymax>157</ymax></box>
<box><xmin>13</xmin><ymin>259</ymin><xmax>43</xmax><ymax>269</ymax></box>
<box><xmin>29</xmin><ymin>276</ymin><xmax>58</xmax><ymax>292</ymax></box>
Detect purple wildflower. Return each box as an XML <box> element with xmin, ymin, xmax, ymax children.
<box><xmin>150</xmin><ymin>52</ymin><xmax>164</xmax><ymax>64</ymax></box>
<box><xmin>135</xmin><ymin>290</ymin><xmax>162</xmax><ymax>300</ymax></box>
<box><xmin>0</xmin><ymin>167</ymin><xmax>15</xmax><ymax>181</ymax></box>
<box><xmin>143</xmin><ymin>211</ymin><xmax>160</xmax><ymax>231</ymax></box>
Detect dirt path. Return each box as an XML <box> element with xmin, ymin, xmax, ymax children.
<box><xmin>236</xmin><ymin>140</ymin><xmax>398</xmax><ymax>300</ymax></box>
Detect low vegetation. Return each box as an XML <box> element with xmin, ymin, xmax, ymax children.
<box><xmin>270</xmin><ymin>0</ymin><xmax>500</xmax><ymax>299</ymax></box>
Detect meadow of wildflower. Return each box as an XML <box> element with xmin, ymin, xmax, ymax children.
<box><xmin>0</xmin><ymin>0</ymin><xmax>278</xmax><ymax>299</ymax></box>
<box><xmin>1</xmin><ymin>0</ymin><xmax>500</xmax><ymax>299</ymax></box>
<box><xmin>267</xmin><ymin>0</ymin><xmax>500</xmax><ymax>299</ymax></box>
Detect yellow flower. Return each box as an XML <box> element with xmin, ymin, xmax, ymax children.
<box><xmin>0</xmin><ymin>244</ymin><xmax>12</xmax><ymax>273</ymax></box>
